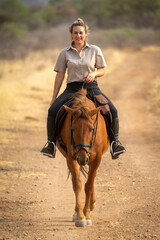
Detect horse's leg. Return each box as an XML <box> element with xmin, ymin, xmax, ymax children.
<box><xmin>67</xmin><ymin>158</ymin><xmax>86</xmax><ymax>227</ymax></box>
<box><xmin>83</xmin><ymin>157</ymin><xmax>101</xmax><ymax>225</ymax></box>
<box><xmin>90</xmin><ymin>189</ymin><xmax>96</xmax><ymax>211</ymax></box>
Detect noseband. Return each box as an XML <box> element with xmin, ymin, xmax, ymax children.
<box><xmin>70</xmin><ymin>114</ymin><xmax>98</xmax><ymax>159</ymax></box>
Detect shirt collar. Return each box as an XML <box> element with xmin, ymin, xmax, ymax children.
<box><xmin>67</xmin><ymin>41</ymin><xmax>90</xmax><ymax>51</ymax></box>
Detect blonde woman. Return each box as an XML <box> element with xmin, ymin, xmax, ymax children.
<box><xmin>41</xmin><ymin>18</ymin><xmax>125</xmax><ymax>159</ymax></box>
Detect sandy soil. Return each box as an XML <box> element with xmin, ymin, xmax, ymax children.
<box><xmin>0</xmin><ymin>46</ymin><xmax>160</xmax><ymax>240</ymax></box>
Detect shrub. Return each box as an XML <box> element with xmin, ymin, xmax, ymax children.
<box><xmin>105</xmin><ymin>27</ymin><xmax>138</xmax><ymax>47</ymax></box>
<box><xmin>136</xmin><ymin>28</ymin><xmax>160</xmax><ymax>45</ymax></box>
<box><xmin>1</xmin><ymin>22</ymin><xmax>27</xmax><ymax>37</ymax></box>
<box><xmin>0</xmin><ymin>0</ymin><xmax>29</xmax><ymax>24</ymax></box>
<box><xmin>42</xmin><ymin>5</ymin><xmax>56</xmax><ymax>25</ymax></box>
<box><xmin>26</xmin><ymin>12</ymin><xmax>46</xmax><ymax>30</ymax></box>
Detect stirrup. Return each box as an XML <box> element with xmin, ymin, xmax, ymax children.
<box><xmin>110</xmin><ymin>140</ymin><xmax>125</xmax><ymax>159</ymax></box>
<box><xmin>41</xmin><ymin>141</ymin><xmax>56</xmax><ymax>158</ymax></box>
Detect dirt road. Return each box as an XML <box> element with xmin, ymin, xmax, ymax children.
<box><xmin>0</xmin><ymin>46</ymin><xmax>160</xmax><ymax>240</ymax></box>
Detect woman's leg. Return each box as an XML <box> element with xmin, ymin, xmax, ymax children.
<box><xmin>86</xmin><ymin>82</ymin><xmax>125</xmax><ymax>159</ymax></box>
<box><xmin>41</xmin><ymin>86</ymin><xmax>76</xmax><ymax>157</ymax></box>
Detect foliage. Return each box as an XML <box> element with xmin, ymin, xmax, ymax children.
<box><xmin>42</xmin><ymin>4</ymin><xmax>56</xmax><ymax>24</ymax></box>
<box><xmin>1</xmin><ymin>22</ymin><xmax>27</xmax><ymax>37</ymax></box>
<box><xmin>54</xmin><ymin>1</ymin><xmax>76</xmax><ymax>18</ymax></box>
<box><xmin>26</xmin><ymin>12</ymin><xmax>46</xmax><ymax>29</ymax></box>
<box><xmin>0</xmin><ymin>0</ymin><xmax>160</xmax><ymax>38</ymax></box>
<box><xmin>0</xmin><ymin>0</ymin><xmax>29</xmax><ymax>24</ymax></box>
<box><xmin>72</xmin><ymin>0</ymin><xmax>160</xmax><ymax>28</ymax></box>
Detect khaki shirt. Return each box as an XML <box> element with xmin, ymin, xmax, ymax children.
<box><xmin>54</xmin><ymin>42</ymin><xmax>107</xmax><ymax>83</ymax></box>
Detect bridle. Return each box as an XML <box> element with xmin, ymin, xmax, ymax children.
<box><xmin>70</xmin><ymin>113</ymin><xmax>98</xmax><ymax>159</ymax></box>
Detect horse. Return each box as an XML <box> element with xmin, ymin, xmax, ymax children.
<box><xmin>57</xmin><ymin>88</ymin><xmax>109</xmax><ymax>227</ymax></box>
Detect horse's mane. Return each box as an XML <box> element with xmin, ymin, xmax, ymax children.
<box><xmin>70</xmin><ymin>88</ymin><xmax>91</xmax><ymax>120</ymax></box>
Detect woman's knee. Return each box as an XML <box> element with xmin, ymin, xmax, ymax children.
<box><xmin>48</xmin><ymin>106</ymin><xmax>55</xmax><ymax>117</ymax></box>
<box><xmin>110</xmin><ymin>106</ymin><xmax>118</xmax><ymax>119</ymax></box>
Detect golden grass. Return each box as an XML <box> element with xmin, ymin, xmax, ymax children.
<box><xmin>150</xmin><ymin>76</ymin><xmax>160</xmax><ymax>113</ymax></box>
<box><xmin>150</xmin><ymin>77</ymin><xmax>160</xmax><ymax>113</ymax></box>
<box><xmin>103</xmin><ymin>48</ymin><xmax>126</xmax><ymax>75</ymax></box>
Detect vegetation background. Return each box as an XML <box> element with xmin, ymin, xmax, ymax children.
<box><xmin>0</xmin><ymin>0</ymin><xmax>160</xmax><ymax>59</ymax></box>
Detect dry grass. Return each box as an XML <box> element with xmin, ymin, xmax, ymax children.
<box><xmin>150</xmin><ymin>77</ymin><xmax>160</xmax><ymax>113</ymax></box>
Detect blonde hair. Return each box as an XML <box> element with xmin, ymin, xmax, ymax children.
<box><xmin>69</xmin><ymin>18</ymin><xmax>89</xmax><ymax>33</ymax></box>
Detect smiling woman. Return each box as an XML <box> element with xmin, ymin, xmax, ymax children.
<box><xmin>41</xmin><ymin>18</ymin><xmax>125</xmax><ymax>159</ymax></box>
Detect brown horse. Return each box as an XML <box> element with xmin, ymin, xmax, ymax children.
<box><xmin>57</xmin><ymin>88</ymin><xmax>109</xmax><ymax>227</ymax></box>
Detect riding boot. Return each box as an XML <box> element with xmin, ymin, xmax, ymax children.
<box><xmin>109</xmin><ymin>117</ymin><xmax>125</xmax><ymax>159</ymax></box>
<box><xmin>41</xmin><ymin>116</ymin><xmax>56</xmax><ymax>158</ymax></box>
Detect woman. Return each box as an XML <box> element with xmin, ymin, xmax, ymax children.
<box><xmin>41</xmin><ymin>18</ymin><xmax>125</xmax><ymax>159</ymax></box>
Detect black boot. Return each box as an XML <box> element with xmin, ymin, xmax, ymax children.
<box><xmin>41</xmin><ymin>116</ymin><xmax>56</xmax><ymax>158</ymax></box>
<box><xmin>109</xmin><ymin>117</ymin><xmax>125</xmax><ymax>159</ymax></box>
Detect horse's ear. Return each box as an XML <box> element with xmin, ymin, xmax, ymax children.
<box><xmin>89</xmin><ymin>106</ymin><xmax>102</xmax><ymax>117</ymax></box>
<box><xmin>64</xmin><ymin>105</ymin><xmax>74</xmax><ymax>115</ymax></box>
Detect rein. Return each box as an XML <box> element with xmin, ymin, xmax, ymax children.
<box><xmin>70</xmin><ymin>113</ymin><xmax>98</xmax><ymax>159</ymax></box>
<box><xmin>70</xmin><ymin>80</ymin><xmax>99</xmax><ymax>159</ymax></box>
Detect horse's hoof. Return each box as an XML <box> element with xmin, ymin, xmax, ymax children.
<box><xmin>72</xmin><ymin>213</ymin><xmax>76</xmax><ymax>222</ymax></box>
<box><xmin>75</xmin><ymin>219</ymin><xmax>86</xmax><ymax>227</ymax></box>
<box><xmin>86</xmin><ymin>219</ymin><xmax>92</xmax><ymax>226</ymax></box>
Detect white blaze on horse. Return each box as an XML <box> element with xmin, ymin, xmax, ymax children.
<box><xmin>57</xmin><ymin>88</ymin><xmax>109</xmax><ymax>227</ymax></box>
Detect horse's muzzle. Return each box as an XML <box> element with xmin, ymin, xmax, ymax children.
<box><xmin>77</xmin><ymin>156</ymin><xmax>89</xmax><ymax>166</ymax></box>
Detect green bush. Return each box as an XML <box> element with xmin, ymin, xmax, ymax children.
<box><xmin>104</xmin><ymin>27</ymin><xmax>138</xmax><ymax>47</ymax></box>
<box><xmin>0</xmin><ymin>0</ymin><xmax>29</xmax><ymax>24</ymax></box>
<box><xmin>27</xmin><ymin>12</ymin><xmax>46</xmax><ymax>30</ymax></box>
<box><xmin>42</xmin><ymin>5</ymin><xmax>56</xmax><ymax>25</ymax></box>
<box><xmin>1</xmin><ymin>22</ymin><xmax>27</xmax><ymax>37</ymax></box>
<box><xmin>107</xmin><ymin>27</ymin><xmax>137</xmax><ymax>38</ymax></box>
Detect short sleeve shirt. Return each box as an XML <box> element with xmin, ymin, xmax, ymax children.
<box><xmin>54</xmin><ymin>42</ymin><xmax>107</xmax><ymax>83</ymax></box>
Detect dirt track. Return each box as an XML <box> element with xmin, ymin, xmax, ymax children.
<box><xmin>0</xmin><ymin>46</ymin><xmax>160</xmax><ymax>240</ymax></box>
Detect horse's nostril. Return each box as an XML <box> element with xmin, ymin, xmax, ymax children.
<box><xmin>85</xmin><ymin>157</ymin><xmax>89</xmax><ymax>163</ymax></box>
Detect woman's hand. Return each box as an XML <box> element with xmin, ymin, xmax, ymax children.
<box><xmin>85</xmin><ymin>68</ymin><xmax>105</xmax><ymax>83</ymax></box>
<box><xmin>85</xmin><ymin>72</ymin><xmax>96</xmax><ymax>83</ymax></box>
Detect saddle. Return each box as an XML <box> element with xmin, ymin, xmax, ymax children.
<box><xmin>55</xmin><ymin>94</ymin><xmax>112</xmax><ymax>154</ymax></box>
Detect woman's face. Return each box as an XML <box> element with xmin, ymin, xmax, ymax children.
<box><xmin>71</xmin><ymin>26</ymin><xmax>87</xmax><ymax>45</ymax></box>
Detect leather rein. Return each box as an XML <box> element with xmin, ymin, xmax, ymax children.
<box><xmin>70</xmin><ymin>113</ymin><xmax>98</xmax><ymax>159</ymax></box>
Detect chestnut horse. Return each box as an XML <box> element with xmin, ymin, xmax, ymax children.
<box><xmin>57</xmin><ymin>88</ymin><xmax>109</xmax><ymax>227</ymax></box>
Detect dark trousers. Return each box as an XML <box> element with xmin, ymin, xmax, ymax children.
<box><xmin>48</xmin><ymin>81</ymin><xmax>118</xmax><ymax>142</ymax></box>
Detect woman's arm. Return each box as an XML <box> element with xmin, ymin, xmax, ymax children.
<box><xmin>85</xmin><ymin>67</ymin><xmax>105</xmax><ymax>83</ymax></box>
<box><xmin>50</xmin><ymin>72</ymin><xmax>65</xmax><ymax>105</ymax></box>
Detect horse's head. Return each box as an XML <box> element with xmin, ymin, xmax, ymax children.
<box><xmin>64</xmin><ymin>104</ymin><xmax>102</xmax><ymax>166</ymax></box>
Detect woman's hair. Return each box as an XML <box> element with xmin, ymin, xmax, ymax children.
<box><xmin>69</xmin><ymin>18</ymin><xmax>88</xmax><ymax>33</ymax></box>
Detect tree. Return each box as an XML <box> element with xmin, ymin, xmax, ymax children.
<box><xmin>0</xmin><ymin>0</ymin><xmax>29</xmax><ymax>24</ymax></box>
